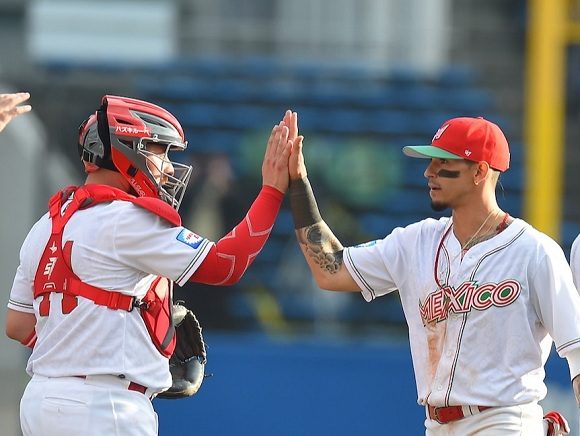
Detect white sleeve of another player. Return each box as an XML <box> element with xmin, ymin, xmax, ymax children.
<box><xmin>530</xmin><ymin>237</ymin><xmax>580</xmax><ymax>359</ymax></box>
<box><xmin>570</xmin><ymin>235</ymin><xmax>580</xmax><ymax>290</ymax></box>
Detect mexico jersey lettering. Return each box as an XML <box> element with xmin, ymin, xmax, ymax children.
<box><xmin>343</xmin><ymin>217</ymin><xmax>580</xmax><ymax>407</ymax></box>
<box><xmin>419</xmin><ymin>279</ymin><xmax>521</xmax><ymax>325</ymax></box>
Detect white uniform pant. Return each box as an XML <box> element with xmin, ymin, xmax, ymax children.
<box><xmin>425</xmin><ymin>402</ymin><xmax>544</xmax><ymax>435</ymax></box>
<box><xmin>20</xmin><ymin>375</ymin><xmax>158</xmax><ymax>436</ymax></box>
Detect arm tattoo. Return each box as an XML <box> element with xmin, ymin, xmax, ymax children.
<box><xmin>297</xmin><ymin>223</ymin><xmax>344</xmax><ymax>274</ymax></box>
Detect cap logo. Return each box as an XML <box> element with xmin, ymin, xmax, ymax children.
<box><xmin>464</xmin><ymin>150</ymin><xmax>472</xmax><ymax>156</ymax></box>
<box><xmin>432</xmin><ymin>124</ymin><xmax>449</xmax><ymax>141</ymax></box>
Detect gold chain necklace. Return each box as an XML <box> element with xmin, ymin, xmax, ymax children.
<box><xmin>454</xmin><ymin>210</ymin><xmax>501</xmax><ymax>260</ymax></box>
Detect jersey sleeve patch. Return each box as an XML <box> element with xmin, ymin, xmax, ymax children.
<box><xmin>176</xmin><ymin>229</ymin><xmax>205</xmax><ymax>249</ymax></box>
<box><xmin>355</xmin><ymin>240</ymin><xmax>378</xmax><ymax>248</ymax></box>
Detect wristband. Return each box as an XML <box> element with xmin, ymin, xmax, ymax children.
<box><xmin>21</xmin><ymin>330</ymin><xmax>37</xmax><ymax>348</ymax></box>
<box><xmin>289</xmin><ymin>177</ymin><xmax>322</xmax><ymax>229</ymax></box>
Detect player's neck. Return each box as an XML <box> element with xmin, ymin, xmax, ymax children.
<box><xmin>451</xmin><ymin>203</ymin><xmax>504</xmax><ymax>248</ymax></box>
<box><xmin>85</xmin><ymin>169</ymin><xmax>131</xmax><ymax>192</ymax></box>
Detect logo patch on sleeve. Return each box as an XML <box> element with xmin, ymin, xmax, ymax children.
<box><xmin>355</xmin><ymin>240</ymin><xmax>378</xmax><ymax>248</ymax></box>
<box><xmin>176</xmin><ymin>229</ymin><xmax>205</xmax><ymax>249</ymax></box>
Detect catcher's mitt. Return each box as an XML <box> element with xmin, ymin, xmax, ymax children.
<box><xmin>157</xmin><ymin>303</ymin><xmax>207</xmax><ymax>399</ymax></box>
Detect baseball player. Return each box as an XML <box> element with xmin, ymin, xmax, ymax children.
<box><xmin>5</xmin><ymin>95</ymin><xmax>294</xmax><ymax>436</ymax></box>
<box><xmin>286</xmin><ymin>115</ymin><xmax>580</xmax><ymax>435</ymax></box>
<box><xmin>0</xmin><ymin>92</ymin><xmax>31</xmax><ymax>132</ymax></box>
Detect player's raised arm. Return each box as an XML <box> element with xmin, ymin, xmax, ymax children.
<box><xmin>188</xmin><ymin>117</ymin><xmax>292</xmax><ymax>286</ymax></box>
<box><xmin>0</xmin><ymin>92</ymin><xmax>32</xmax><ymax>133</ymax></box>
<box><xmin>287</xmin><ymin>115</ymin><xmax>360</xmax><ymax>292</ymax></box>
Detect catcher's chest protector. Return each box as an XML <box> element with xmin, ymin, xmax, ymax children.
<box><xmin>33</xmin><ymin>185</ymin><xmax>180</xmax><ymax>357</ymax></box>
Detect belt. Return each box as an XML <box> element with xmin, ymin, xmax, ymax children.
<box><xmin>427</xmin><ymin>404</ymin><xmax>492</xmax><ymax>424</ymax></box>
<box><xmin>74</xmin><ymin>375</ymin><xmax>150</xmax><ymax>397</ymax></box>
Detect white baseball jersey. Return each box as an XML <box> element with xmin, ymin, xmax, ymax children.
<box><xmin>570</xmin><ymin>234</ymin><xmax>580</xmax><ymax>289</ymax></box>
<box><xmin>343</xmin><ymin>217</ymin><xmax>580</xmax><ymax>407</ymax></box>
<box><xmin>8</xmin><ymin>200</ymin><xmax>212</xmax><ymax>392</ymax></box>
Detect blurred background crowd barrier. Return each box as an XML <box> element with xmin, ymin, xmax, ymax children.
<box><xmin>0</xmin><ymin>0</ymin><xmax>579</xmax><ymax>434</ymax></box>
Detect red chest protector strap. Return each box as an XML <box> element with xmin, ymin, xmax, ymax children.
<box><xmin>33</xmin><ymin>184</ymin><xmax>181</xmax><ymax>357</ymax></box>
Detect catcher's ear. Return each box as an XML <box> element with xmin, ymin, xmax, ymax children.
<box><xmin>83</xmin><ymin>161</ymin><xmax>100</xmax><ymax>173</ymax></box>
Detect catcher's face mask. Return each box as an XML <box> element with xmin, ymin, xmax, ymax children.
<box><xmin>78</xmin><ymin>95</ymin><xmax>193</xmax><ymax>210</ymax></box>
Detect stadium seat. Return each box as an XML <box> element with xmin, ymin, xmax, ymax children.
<box><xmin>180</xmin><ymin>103</ymin><xmax>224</xmax><ymax>128</ymax></box>
<box><xmin>436</xmin><ymin>65</ymin><xmax>477</xmax><ymax>88</ymax></box>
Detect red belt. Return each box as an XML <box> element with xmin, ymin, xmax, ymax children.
<box><xmin>74</xmin><ymin>375</ymin><xmax>149</xmax><ymax>396</ymax></box>
<box><xmin>127</xmin><ymin>381</ymin><xmax>148</xmax><ymax>395</ymax></box>
<box><xmin>427</xmin><ymin>404</ymin><xmax>492</xmax><ymax>424</ymax></box>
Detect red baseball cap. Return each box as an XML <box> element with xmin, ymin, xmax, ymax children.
<box><xmin>402</xmin><ymin>117</ymin><xmax>510</xmax><ymax>172</ymax></box>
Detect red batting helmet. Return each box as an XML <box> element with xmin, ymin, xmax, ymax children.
<box><xmin>78</xmin><ymin>95</ymin><xmax>192</xmax><ymax>210</ymax></box>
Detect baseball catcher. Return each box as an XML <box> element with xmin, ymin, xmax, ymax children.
<box><xmin>6</xmin><ymin>95</ymin><xmax>293</xmax><ymax>436</ymax></box>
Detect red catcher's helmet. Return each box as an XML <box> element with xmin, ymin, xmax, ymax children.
<box><xmin>78</xmin><ymin>95</ymin><xmax>192</xmax><ymax>210</ymax></box>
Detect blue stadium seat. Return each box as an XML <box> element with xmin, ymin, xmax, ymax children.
<box><xmin>409</xmin><ymin>111</ymin><xmax>456</xmax><ymax>136</ymax></box>
<box><xmin>154</xmin><ymin>78</ymin><xmax>214</xmax><ymax>101</ymax></box>
<box><xmin>387</xmin><ymin>66</ymin><xmax>423</xmax><ymax>85</ymax></box>
<box><xmin>272</xmin><ymin>209</ymin><xmax>295</xmax><ymax>237</ymax></box>
<box><xmin>508</xmin><ymin>142</ymin><xmax>525</xmax><ymax>165</ymax></box>
<box><xmin>441</xmin><ymin>89</ymin><xmax>493</xmax><ymax>113</ymax></box>
<box><xmin>305</xmin><ymin>82</ymin><xmax>357</xmax><ymax>105</ymax></box>
<box><xmin>358</xmin><ymin>213</ymin><xmax>403</xmax><ymax>238</ymax></box>
<box><xmin>322</xmin><ymin>108</ymin><xmax>371</xmax><ymax>134</ymax></box>
<box><xmin>342</xmin><ymin>295</ymin><xmax>407</xmax><ymax>324</ymax></box>
<box><xmin>436</xmin><ymin>65</ymin><xmax>477</xmax><ymax>88</ymax></box>
<box><xmin>169</xmin><ymin>56</ymin><xmax>234</xmax><ymax>77</ymax></box>
<box><xmin>236</xmin><ymin>56</ymin><xmax>284</xmax><ymax>78</ymax></box>
<box><xmin>211</xmin><ymin>79</ymin><xmax>257</xmax><ymax>102</ymax></box>
<box><xmin>383</xmin><ymin>189</ymin><xmax>432</xmax><ymax>216</ymax></box>
<box><xmin>180</xmin><ymin>103</ymin><xmax>224</xmax><ymax>127</ymax></box>
<box><xmin>401</xmin><ymin>158</ymin><xmax>429</xmax><ymax>188</ymax></box>
<box><xmin>222</xmin><ymin>104</ymin><xmax>277</xmax><ymax>129</ymax></box>
<box><xmin>185</xmin><ymin>130</ymin><xmax>242</xmax><ymax>155</ymax></box>
<box><xmin>499</xmin><ymin>165</ymin><xmax>524</xmax><ymax>191</ymax></box>
<box><xmin>496</xmin><ymin>191</ymin><xmax>523</xmax><ymax>216</ymax></box>
<box><xmin>390</xmin><ymin>85</ymin><xmax>443</xmax><ymax>110</ymax></box>
<box><xmin>367</xmin><ymin>110</ymin><xmax>416</xmax><ymax>135</ymax></box>
<box><xmin>562</xmin><ymin>221</ymin><xmax>580</xmax><ymax>259</ymax></box>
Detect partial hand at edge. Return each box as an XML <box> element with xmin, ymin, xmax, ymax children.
<box><xmin>0</xmin><ymin>92</ymin><xmax>32</xmax><ymax>133</ymax></box>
